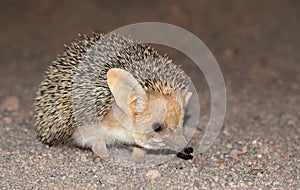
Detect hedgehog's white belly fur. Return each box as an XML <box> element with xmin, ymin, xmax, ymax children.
<box><xmin>72</xmin><ymin>123</ymin><xmax>136</xmax><ymax>148</ymax></box>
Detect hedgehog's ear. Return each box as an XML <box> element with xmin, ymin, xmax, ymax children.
<box><xmin>107</xmin><ymin>68</ymin><xmax>148</xmax><ymax>119</ymax></box>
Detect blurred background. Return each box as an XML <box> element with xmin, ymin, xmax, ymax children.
<box><xmin>0</xmin><ymin>1</ymin><xmax>299</xmax><ymax>115</ymax></box>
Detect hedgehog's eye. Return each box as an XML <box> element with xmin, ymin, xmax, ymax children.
<box><xmin>152</xmin><ymin>122</ymin><xmax>163</xmax><ymax>132</ymax></box>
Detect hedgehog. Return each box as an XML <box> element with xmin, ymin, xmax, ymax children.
<box><xmin>34</xmin><ymin>32</ymin><xmax>192</xmax><ymax>161</ymax></box>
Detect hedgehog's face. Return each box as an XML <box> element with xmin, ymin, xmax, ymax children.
<box><xmin>107</xmin><ymin>68</ymin><xmax>192</xmax><ymax>150</ymax></box>
<box><xmin>131</xmin><ymin>92</ymin><xmax>191</xmax><ymax>150</ymax></box>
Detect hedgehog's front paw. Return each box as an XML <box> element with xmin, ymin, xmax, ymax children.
<box><xmin>91</xmin><ymin>140</ymin><xmax>110</xmax><ymax>161</ymax></box>
<box><xmin>132</xmin><ymin>146</ymin><xmax>146</xmax><ymax>162</ymax></box>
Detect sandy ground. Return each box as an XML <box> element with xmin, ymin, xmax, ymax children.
<box><xmin>0</xmin><ymin>0</ymin><xmax>299</xmax><ymax>189</ymax></box>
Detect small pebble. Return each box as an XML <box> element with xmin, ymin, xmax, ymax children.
<box><xmin>242</xmin><ymin>146</ymin><xmax>247</xmax><ymax>153</ymax></box>
<box><xmin>3</xmin><ymin>117</ymin><xmax>12</xmax><ymax>124</ymax></box>
<box><xmin>257</xmin><ymin>172</ymin><xmax>264</xmax><ymax>178</ymax></box>
<box><xmin>214</xmin><ymin>157</ymin><xmax>224</xmax><ymax>167</ymax></box>
<box><xmin>287</xmin><ymin>120</ymin><xmax>296</xmax><ymax>127</ymax></box>
<box><xmin>226</xmin><ymin>143</ymin><xmax>232</xmax><ymax>149</ymax></box>
<box><xmin>146</xmin><ymin>169</ymin><xmax>161</xmax><ymax>180</ymax></box>
<box><xmin>223</xmin><ymin>129</ymin><xmax>231</xmax><ymax>136</ymax></box>
<box><xmin>1</xmin><ymin>96</ymin><xmax>20</xmax><ymax>111</ymax></box>
<box><xmin>231</xmin><ymin>150</ymin><xmax>241</xmax><ymax>160</ymax></box>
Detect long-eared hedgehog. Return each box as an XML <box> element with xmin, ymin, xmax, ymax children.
<box><xmin>34</xmin><ymin>32</ymin><xmax>192</xmax><ymax>161</ymax></box>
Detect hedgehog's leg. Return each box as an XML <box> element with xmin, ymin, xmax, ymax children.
<box><xmin>91</xmin><ymin>140</ymin><xmax>109</xmax><ymax>161</ymax></box>
<box><xmin>132</xmin><ymin>146</ymin><xmax>146</xmax><ymax>162</ymax></box>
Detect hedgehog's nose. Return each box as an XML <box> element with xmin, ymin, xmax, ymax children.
<box><xmin>183</xmin><ymin>146</ymin><xmax>193</xmax><ymax>154</ymax></box>
<box><xmin>176</xmin><ymin>146</ymin><xmax>194</xmax><ymax>160</ymax></box>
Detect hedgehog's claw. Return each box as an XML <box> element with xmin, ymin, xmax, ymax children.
<box><xmin>91</xmin><ymin>140</ymin><xmax>109</xmax><ymax>161</ymax></box>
